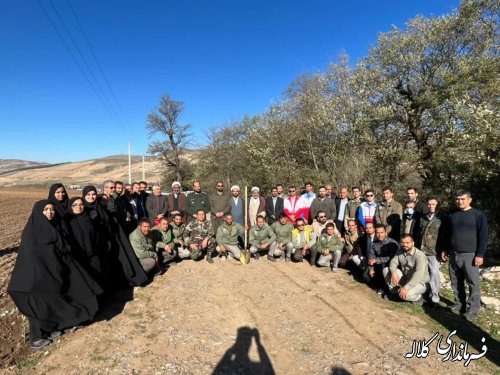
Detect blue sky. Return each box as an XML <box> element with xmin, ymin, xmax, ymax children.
<box><xmin>0</xmin><ymin>0</ymin><xmax>460</xmax><ymax>163</ymax></box>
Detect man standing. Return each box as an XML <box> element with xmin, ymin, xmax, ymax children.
<box><xmin>129</xmin><ymin>182</ymin><xmax>146</xmax><ymax>220</ymax></box>
<box><xmin>229</xmin><ymin>185</ymin><xmax>245</xmax><ymax>226</ymax></box>
<box><xmin>406</xmin><ymin>187</ymin><xmax>429</xmax><ymax>216</ymax></box>
<box><xmin>364</xmin><ymin>224</ymin><xmax>399</xmax><ymax>292</ymax></box>
<box><xmin>265</xmin><ymin>186</ymin><xmax>284</xmax><ymax>225</ymax></box>
<box><xmin>151</xmin><ymin>217</ymin><xmax>177</xmax><ymax>267</ymax></box>
<box><xmin>297</xmin><ymin>182</ymin><xmax>316</xmax><ymax>223</ymax></box>
<box><xmin>183</xmin><ymin>209</ymin><xmax>215</xmax><ymax>263</ymax></box>
<box><xmin>375</xmin><ymin>187</ymin><xmax>403</xmax><ymax>240</ymax></box>
<box><xmin>334</xmin><ymin>186</ymin><xmax>349</xmax><ymax>233</ymax></box>
<box><xmin>291</xmin><ymin>219</ymin><xmax>317</xmax><ymax>263</ymax></box>
<box><xmin>146</xmin><ymin>185</ymin><xmax>168</xmax><ymax>226</ymax></box>
<box><xmin>216</xmin><ymin>214</ymin><xmax>245</xmax><ymax>261</ymax></box>
<box><xmin>344</xmin><ymin>186</ymin><xmax>363</xmax><ymax>229</ymax></box>
<box><xmin>383</xmin><ymin>234</ymin><xmax>430</xmax><ymax>305</ymax></box>
<box><xmin>417</xmin><ymin>196</ymin><xmax>446</xmax><ymax>305</ymax></box>
<box><xmin>442</xmin><ymin>190</ymin><xmax>488</xmax><ymax>321</ymax></box>
<box><xmin>283</xmin><ymin>186</ymin><xmax>301</xmax><ymax>225</ymax></box>
<box><xmin>276</xmin><ymin>184</ymin><xmax>286</xmax><ymax>199</ymax></box>
<box><xmin>325</xmin><ymin>183</ymin><xmax>336</xmax><ymax>200</ymax></box>
<box><xmin>316</xmin><ymin>223</ymin><xmax>344</xmax><ymax>272</ymax></box>
<box><xmin>310</xmin><ymin>186</ymin><xmax>336</xmax><ymax>222</ymax></box>
<box><xmin>247</xmin><ymin>187</ymin><xmax>266</xmax><ymax>227</ymax></box>
<box><xmin>210</xmin><ymin>181</ymin><xmax>230</xmax><ymax>233</ymax></box>
<box><xmin>249</xmin><ymin>215</ymin><xmax>276</xmax><ymax>261</ymax></box>
<box><xmin>358</xmin><ymin>190</ymin><xmax>378</xmax><ymax>232</ymax></box>
<box><xmin>167</xmin><ymin>181</ymin><xmax>187</xmax><ymax>224</ymax></box>
<box><xmin>186</xmin><ymin>180</ymin><xmax>210</xmax><ymax>222</ymax></box>
<box><xmin>270</xmin><ymin>214</ymin><xmax>294</xmax><ymax>262</ymax></box>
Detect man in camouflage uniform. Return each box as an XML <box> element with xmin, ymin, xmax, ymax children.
<box><xmin>216</xmin><ymin>214</ymin><xmax>245</xmax><ymax>261</ymax></box>
<box><xmin>186</xmin><ymin>180</ymin><xmax>211</xmax><ymax>222</ymax></box>
<box><xmin>151</xmin><ymin>217</ymin><xmax>177</xmax><ymax>266</ymax></box>
<box><xmin>183</xmin><ymin>209</ymin><xmax>215</xmax><ymax>263</ymax></box>
<box><xmin>316</xmin><ymin>223</ymin><xmax>344</xmax><ymax>272</ymax></box>
<box><xmin>249</xmin><ymin>215</ymin><xmax>276</xmax><ymax>261</ymax></box>
<box><xmin>416</xmin><ymin>196</ymin><xmax>447</xmax><ymax>304</ymax></box>
<box><xmin>171</xmin><ymin>213</ymin><xmax>189</xmax><ymax>259</ymax></box>
<box><xmin>270</xmin><ymin>214</ymin><xmax>294</xmax><ymax>262</ymax></box>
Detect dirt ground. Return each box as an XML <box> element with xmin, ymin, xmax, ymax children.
<box><xmin>0</xmin><ymin>188</ymin><xmax>497</xmax><ymax>374</ymax></box>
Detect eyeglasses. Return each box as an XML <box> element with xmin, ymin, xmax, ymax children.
<box><xmin>216</xmin><ymin>185</ymin><xmax>223</xmax><ymax>188</ymax></box>
<box><xmin>289</xmin><ymin>190</ymin><xmax>295</xmax><ymax>193</ymax></box>
<box><xmin>366</xmin><ymin>194</ymin><xmax>374</xmax><ymax>197</ymax></box>
<box><xmin>318</xmin><ymin>216</ymin><xmax>326</xmax><ymax>219</ymax></box>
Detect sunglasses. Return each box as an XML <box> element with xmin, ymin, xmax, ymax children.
<box><xmin>216</xmin><ymin>185</ymin><xmax>223</xmax><ymax>187</ymax></box>
<box><xmin>366</xmin><ymin>194</ymin><xmax>374</xmax><ymax>197</ymax></box>
<box><xmin>289</xmin><ymin>190</ymin><xmax>296</xmax><ymax>193</ymax></box>
<box><xmin>318</xmin><ymin>216</ymin><xmax>326</xmax><ymax>219</ymax></box>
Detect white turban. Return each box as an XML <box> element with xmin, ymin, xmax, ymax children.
<box><xmin>172</xmin><ymin>181</ymin><xmax>181</xmax><ymax>188</ymax></box>
<box><xmin>230</xmin><ymin>185</ymin><xmax>240</xmax><ymax>192</ymax></box>
<box><xmin>251</xmin><ymin>186</ymin><xmax>260</xmax><ymax>192</ymax></box>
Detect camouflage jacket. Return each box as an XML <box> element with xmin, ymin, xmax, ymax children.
<box><xmin>318</xmin><ymin>233</ymin><xmax>343</xmax><ymax>253</ymax></box>
<box><xmin>216</xmin><ymin>222</ymin><xmax>245</xmax><ymax>246</ymax></box>
<box><xmin>171</xmin><ymin>223</ymin><xmax>186</xmax><ymax>245</ymax></box>
<box><xmin>417</xmin><ymin>211</ymin><xmax>446</xmax><ymax>256</ymax></box>
<box><xmin>183</xmin><ymin>220</ymin><xmax>214</xmax><ymax>246</ymax></box>
<box><xmin>151</xmin><ymin>226</ymin><xmax>174</xmax><ymax>251</ymax></box>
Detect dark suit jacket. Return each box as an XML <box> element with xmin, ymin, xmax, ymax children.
<box><xmin>146</xmin><ymin>194</ymin><xmax>168</xmax><ymax>224</ymax></box>
<box><xmin>265</xmin><ymin>196</ymin><xmax>284</xmax><ymax>224</ymax></box>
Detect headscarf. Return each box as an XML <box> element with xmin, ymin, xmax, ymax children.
<box><xmin>8</xmin><ymin>200</ymin><xmax>102</xmax><ymax>329</ymax></box>
<box><xmin>48</xmin><ymin>183</ymin><xmax>69</xmax><ymax>219</ymax></box>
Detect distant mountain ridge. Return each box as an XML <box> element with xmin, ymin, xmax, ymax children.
<box><xmin>0</xmin><ymin>159</ymin><xmax>49</xmax><ymax>175</ymax></box>
<box><xmin>0</xmin><ymin>152</ymin><xmax>199</xmax><ymax>187</ymax></box>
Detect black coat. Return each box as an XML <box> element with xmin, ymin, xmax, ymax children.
<box><xmin>265</xmin><ymin>196</ymin><xmax>284</xmax><ymax>224</ymax></box>
<box><xmin>8</xmin><ymin>200</ymin><xmax>102</xmax><ymax>330</ymax></box>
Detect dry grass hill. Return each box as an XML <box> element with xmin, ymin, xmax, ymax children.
<box><xmin>0</xmin><ymin>152</ymin><xmax>198</xmax><ymax>188</ymax></box>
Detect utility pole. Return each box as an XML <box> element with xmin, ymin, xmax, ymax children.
<box><xmin>142</xmin><ymin>155</ymin><xmax>145</xmax><ymax>181</ymax></box>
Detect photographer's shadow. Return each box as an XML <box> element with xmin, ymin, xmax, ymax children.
<box><xmin>212</xmin><ymin>326</ymin><xmax>275</xmax><ymax>375</ymax></box>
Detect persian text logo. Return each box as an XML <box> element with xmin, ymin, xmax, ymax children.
<box><xmin>405</xmin><ymin>330</ymin><xmax>487</xmax><ymax>367</ymax></box>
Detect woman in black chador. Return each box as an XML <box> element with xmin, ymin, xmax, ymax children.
<box><xmin>8</xmin><ymin>200</ymin><xmax>102</xmax><ymax>351</ymax></box>
<box><xmin>82</xmin><ymin>185</ymin><xmax>148</xmax><ymax>288</ymax></box>
<box><xmin>66</xmin><ymin>197</ymin><xmax>105</xmax><ymax>287</ymax></box>
<box><xmin>47</xmin><ymin>183</ymin><xmax>69</xmax><ymax>218</ymax></box>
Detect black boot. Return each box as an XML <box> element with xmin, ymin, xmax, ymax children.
<box><xmin>267</xmin><ymin>255</ymin><xmax>276</xmax><ymax>262</ymax></box>
<box><xmin>206</xmin><ymin>252</ymin><xmax>214</xmax><ymax>263</ymax></box>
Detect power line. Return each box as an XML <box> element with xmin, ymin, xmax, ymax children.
<box><xmin>36</xmin><ymin>0</ymin><xmax>131</xmax><ymax>138</ymax></box>
<box><xmin>65</xmin><ymin>0</ymin><xmax>134</xmax><ymax>134</ymax></box>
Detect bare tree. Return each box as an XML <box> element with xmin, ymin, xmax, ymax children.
<box><xmin>146</xmin><ymin>94</ymin><xmax>192</xmax><ymax>183</ymax></box>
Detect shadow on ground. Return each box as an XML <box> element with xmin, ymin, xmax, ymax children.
<box><xmin>212</xmin><ymin>326</ymin><xmax>275</xmax><ymax>375</ymax></box>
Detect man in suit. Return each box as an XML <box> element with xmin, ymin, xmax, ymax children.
<box><xmin>265</xmin><ymin>186</ymin><xmax>284</xmax><ymax>225</ymax></box>
<box><xmin>146</xmin><ymin>184</ymin><xmax>168</xmax><ymax>226</ymax></box>
<box><xmin>334</xmin><ymin>186</ymin><xmax>349</xmax><ymax>233</ymax></box>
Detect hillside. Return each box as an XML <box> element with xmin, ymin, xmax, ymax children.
<box><xmin>0</xmin><ymin>159</ymin><xmax>48</xmax><ymax>175</ymax></box>
<box><xmin>0</xmin><ymin>152</ymin><xmax>199</xmax><ymax>187</ymax></box>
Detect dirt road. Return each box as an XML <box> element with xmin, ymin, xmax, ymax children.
<box><xmin>0</xmin><ymin>189</ymin><xmax>494</xmax><ymax>374</ymax></box>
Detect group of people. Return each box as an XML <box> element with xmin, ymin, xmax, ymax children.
<box><xmin>8</xmin><ymin>180</ymin><xmax>488</xmax><ymax>352</ymax></box>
